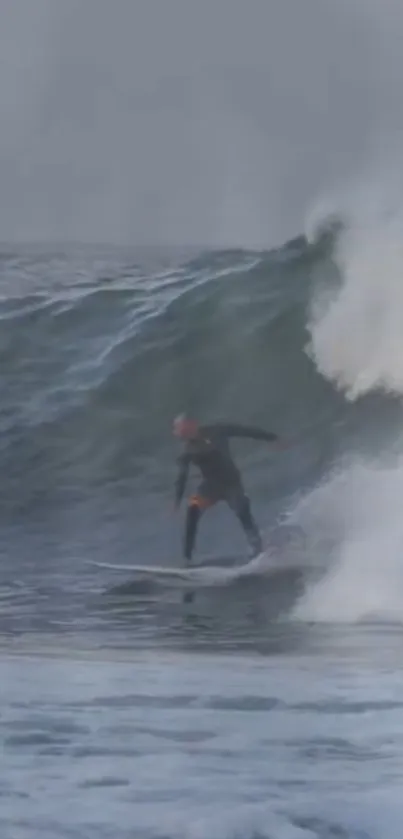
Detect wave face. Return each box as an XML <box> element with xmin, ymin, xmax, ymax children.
<box><xmin>1</xmin><ymin>228</ymin><xmax>403</xmax><ymax>622</ymax></box>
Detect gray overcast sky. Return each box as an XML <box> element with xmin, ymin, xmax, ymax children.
<box><xmin>0</xmin><ymin>0</ymin><xmax>400</xmax><ymax>247</ymax></box>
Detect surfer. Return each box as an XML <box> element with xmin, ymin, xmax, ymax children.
<box><xmin>173</xmin><ymin>414</ymin><xmax>287</xmax><ymax>565</ymax></box>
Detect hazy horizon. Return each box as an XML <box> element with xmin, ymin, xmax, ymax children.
<box><xmin>0</xmin><ymin>0</ymin><xmax>402</xmax><ymax>249</ymax></box>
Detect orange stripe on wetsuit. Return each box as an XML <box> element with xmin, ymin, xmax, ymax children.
<box><xmin>188</xmin><ymin>492</ymin><xmax>215</xmax><ymax>510</ymax></box>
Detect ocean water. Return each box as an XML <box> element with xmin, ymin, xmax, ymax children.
<box><xmin>2</xmin><ymin>223</ymin><xmax>403</xmax><ymax>838</ymax></box>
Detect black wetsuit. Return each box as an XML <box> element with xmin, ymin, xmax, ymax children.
<box><xmin>175</xmin><ymin>422</ymin><xmax>278</xmax><ymax>563</ymax></box>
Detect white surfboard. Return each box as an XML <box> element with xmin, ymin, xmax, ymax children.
<box><xmin>87</xmin><ymin>554</ymin><xmax>307</xmax><ymax>589</ymax></box>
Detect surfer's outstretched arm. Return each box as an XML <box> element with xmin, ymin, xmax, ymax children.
<box><xmin>212</xmin><ymin>423</ymin><xmax>279</xmax><ymax>443</ymax></box>
<box><xmin>174</xmin><ymin>454</ymin><xmax>190</xmax><ymax>507</ymax></box>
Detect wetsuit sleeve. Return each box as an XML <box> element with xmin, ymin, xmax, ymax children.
<box><xmin>174</xmin><ymin>453</ymin><xmax>190</xmax><ymax>506</ymax></box>
<box><xmin>214</xmin><ymin>423</ymin><xmax>278</xmax><ymax>442</ymax></box>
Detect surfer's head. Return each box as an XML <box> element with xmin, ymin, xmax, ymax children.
<box><xmin>173</xmin><ymin>414</ymin><xmax>199</xmax><ymax>440</ymax></box>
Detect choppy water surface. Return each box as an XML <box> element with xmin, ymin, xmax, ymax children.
<box><xmin>2</xmin><ymin>240</ymin><xmax>403</xmax><ymax>837</ymax></box>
